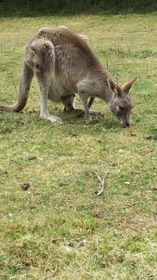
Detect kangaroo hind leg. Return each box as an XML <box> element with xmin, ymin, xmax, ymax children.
<box><xmin>36</xmin><ymin>73</ymin><xmax>63</xmax><ymax>124</ymax></box>
<box><xmin>32</xmin><ymin>38</ymin><xmax>63</xmax><ymax>124</ymax></box>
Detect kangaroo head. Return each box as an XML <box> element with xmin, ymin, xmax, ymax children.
<box><xmin>108</xmin><ymin>78</ymin><xmax>136</xmax><ymax>128</ymax></box>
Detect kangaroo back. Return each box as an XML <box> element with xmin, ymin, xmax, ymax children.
<box><xmin>37</xmin><ymin>27</ymin><xmax>102</xmax><ymax>69</ymax></box>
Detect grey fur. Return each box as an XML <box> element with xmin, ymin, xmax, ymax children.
<box><xmin>0</xmin><ymin>26</ymin><xmax>136</xmax><ymax>127</ymax></box>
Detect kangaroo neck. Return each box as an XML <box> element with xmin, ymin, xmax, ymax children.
<box><xmin>87</xmin><ymin>68</ymin><xmax>113</xmax><ymax>103</ymax></box>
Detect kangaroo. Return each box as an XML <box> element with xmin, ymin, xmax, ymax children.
<box><xmin>0</xmin><ymin>26</ymin><xmax>136</xmax><ymax>127</ymax></box>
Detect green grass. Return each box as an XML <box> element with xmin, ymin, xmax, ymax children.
<box><xmin>0</xmin><ymin>14</ymin><xmax>157</xmax><ymax>280</ymax></box>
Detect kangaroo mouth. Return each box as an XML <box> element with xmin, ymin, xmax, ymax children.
<box><xmin>120</xmin><ymin>119</ymin><xmax>130</xmax><ymax>128</ymax></box>
<box><xmin>122</xmin><ymin>122</ymin><xmax>130</xmax><ymax>128</ymax></box>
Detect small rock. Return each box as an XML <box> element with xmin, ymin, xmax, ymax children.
<box><xmin>28</xmin><ymin>156</ymin><xmax>37</xmax><ymax>161</ymax></box>
<box><xmin>8</xmin><ymin>213</ymin><xmax>13</xmax><ymax>217</ymax></box>
<box><xmin>145</xmin><ymin>135</ymin><xmax>157</xmax><ymax>140</ymax></box>
<box><xmin>30</xmin><ymin>204</ymin><xmax>37</xmax><ymax>209</ymax></box>
<box><xmin>101</xmin><ymin>259</ymin><xmax>109</xmax><ymax>268</ymax></box>
<box><xmin>125</xmin><ymin>182</ymin><xmax>131</xmax><ymax>185</ymax></box>
<box><xmin>67</xmin><ymin>241</ymin><xmax>74</xmax><ymax>247</ymax></box>
<box><xmin>79</xmin><ymin>239</ymin><xmax>87</xmax><ymax>247</ymax></box>
<box><xmin>145</xmin><ymin>135</ymin><xmax>152</xmax><ymax>139</ymax></box>
<box><xmin>111</xmin><ymin>162</ymin><xmax>117</xmax><ymax>166</ymax></box>
<box><xmin>117</xmin><ymin>255</ymin><xmax>125</xmax><ymax>263</ymax></box>
<box><xmin>152</xmin><ymin>188</ymin><xmax>157</xmax><ymax>191</ymax></box>
<box><xmin>118</xmin><ymin>149</ymin><xmax>125</xmax><ymax>154</ymax></box>
<box><xmin>28</xmin><ymin>109</ymin><xmax>36</xmax><ymax>113</ymax></box>
<box><xmin>51</xmin><ymin>237</ymin><xmax>57</xmax><ymax>244</ymax></box>
<box><xmin>21</xmin><ymin>183</ymin><xmax>30</xmax><ymax>191</ymax></box>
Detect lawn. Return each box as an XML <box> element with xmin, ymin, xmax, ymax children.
<box><xmin>0</xmin><ymin>13</ymin><xmax>157</xmax><ymax>280</ymax></box>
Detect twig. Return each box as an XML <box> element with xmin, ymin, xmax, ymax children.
<box><xmin>52</xmin><ymin>264</ymin><xmax>58</xmax><ymax>277</ymax></box>
<box><xmin>44</xmin><ymin>264</ymin><xmax>58</xmax><ymax>278</ymax></box>
<box><xmin>95</xmin><ymin>171</ymin><xmax>108</xmax><ymax>196</ymax></box>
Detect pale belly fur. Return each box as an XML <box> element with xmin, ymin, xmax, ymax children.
<box><xmin>48</xmin><ymin>78</ymin><xmax>76</xmax><ymax>103</ymax></box>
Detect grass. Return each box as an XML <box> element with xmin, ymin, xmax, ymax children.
<box><xmin>0</xmin><ymin>13</ymin><xmax>157</xmax><ymax>279</ymax></box>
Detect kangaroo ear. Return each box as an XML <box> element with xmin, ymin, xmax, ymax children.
<box><xmin>107</xmin><ymin>78</ymin><xmax>123</xmax><ymax>97</ymax></box>
<box><xmin>122</xmin><ymin>77</ymin><xmax>137</xmax><ymax>93</ymax></box>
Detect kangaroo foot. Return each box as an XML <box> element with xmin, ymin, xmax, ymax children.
<box><xmin>40</xmin><ymin>114</ymin><xmax>63</xmax><ymax>124</ymax></box>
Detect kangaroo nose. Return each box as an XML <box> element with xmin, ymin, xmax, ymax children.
<box><xmin>120</xmin><ymin>119</ymin><xmax>130</xmax><ymax>128</ymax></box>
<box><xmin>124</xmin><ymin>122</ymin><xmax>130</xmax><ymax>128</ymax></box>
<box><xmin>122</xmin><ymin>121</ymin><xmax>130</xmax><ymax>128</ymax></box>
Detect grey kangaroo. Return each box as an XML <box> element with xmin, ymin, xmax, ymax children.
<box><xmin>0</xmin><ymin>26</ymin><xmax>136</xmax><ymax>127</ymax></box>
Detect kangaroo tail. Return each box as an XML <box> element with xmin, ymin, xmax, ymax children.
<box><xmin>0</xmin><ymin>61</ymin><xmax>33</xmax><ymax>112</ymax></box>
